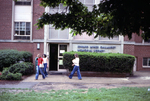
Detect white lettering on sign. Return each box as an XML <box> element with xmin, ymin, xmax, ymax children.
<box><xmin>77</xmin><ymin>45</ymin><xmax>116</xmax><ymax>53</ymax></box>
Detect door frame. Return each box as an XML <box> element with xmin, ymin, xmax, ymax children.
<box><xmin>57</xmin><ymin>44</ymin><xmax>69</xmax><ymax>71</ymax></box>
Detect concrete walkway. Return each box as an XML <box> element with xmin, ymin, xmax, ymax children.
<box><xmin>0</xmin><ymin>71</ymin><xmax>150</xmax><ymax>90</ymax></box>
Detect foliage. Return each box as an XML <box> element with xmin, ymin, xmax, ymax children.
<box><xmin>0</xmin><ymin>49</ymin><xmax>32</xmax><ymax>71</ymax></box>
<box><xmin>36</xmin><ymin>0</ymin><xmax>150</xmax><ymax>40</ymax></box>
<box><xmin>0</xmin><ymin>68</ymin><xmax>22</xmax><ymax>80</ymax></box>
<box><xmin>20</xmin><ymin>51</ymin><xmax>32</xmax><ymax>62</ymax></box>
<box><xmin>9</xmin><ymin>62</ymin><xmax>34</xmax><ymax>75</ymax></box>
<box><xmin>0</xmin><ymin>87</ymin><xmax>150</xmax><ymax>101</ymax></box>
<box><xmin>0</xmin><ymin>62</ymin><xmax>34</xmax><ymax>80</ymax></box>
<box><xmin>63</xmin><ymin>52</ymin><xmax>135</xmax><ymax>74</ymax></box>
<box><xmin>0</xmin><ymin>50</ymin><xmax>22</xmax><ymax>70</ymax></box>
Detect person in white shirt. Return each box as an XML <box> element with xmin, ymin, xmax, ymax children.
<box><xmin>42</xmin><ymin>54</ymin><xmax>49</xmax><ymax>77</ymax></box>
<box><xmin>69</xmin><ymin>53</ymin><xmax>82</xmax><ymax>80</ymax></box>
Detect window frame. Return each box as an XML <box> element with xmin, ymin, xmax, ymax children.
<box><xmin>14</xmin><ymin>22</ymin><xmax>31</xmax><ymax>40</ymax></box>
<box><xmin>12</xmin><ymin>0</ymin><xmax>33</xmax><ymax>41</ymax></box>
<box><xmin>143</xmin><ymin>57</ymin><xmax>150</xmax><ymax>68</ymax></box>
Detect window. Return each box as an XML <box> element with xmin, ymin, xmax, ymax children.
<box><xmin>49</xmin><ymin>4</ymin><xmax>69</xmax><ymax>39</ymax></box>
<box><xmin>80</xmin><ymin>0</ymin><xmax>95</xmax><ymax>11</ymax></box>
<box><xmin>49</xmin><ymin>26</ymin><xmax>69</xmax><ymax>39</ymax></box>
<box><xmin>143</xmin><ymin>58</ymin><xmax>150</xmax><ymax>68</ymax></box>
<box><xmin>13</xmin><ymin>0</ymin><xmax>32</xmax><ymax>40</ymax></box>
<box><xmin>73</xmin><ymin>32</ymin><xmax>94</xmax><ymax>40</ymax></box>
<box><xmin>99</xmin><ymin>36</ymin><xmax>119</xmax><ymax>41</ymax></box>
<box><xmin>14</xmin><ymin>22</ymin><xmax>30</xmax><ymax>40</ymax></box>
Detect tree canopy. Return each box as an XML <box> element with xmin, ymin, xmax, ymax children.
<box><xmin>36</xmin><ymin>0</ymin><xmax>150</xmax><ymax>40</ymax></box>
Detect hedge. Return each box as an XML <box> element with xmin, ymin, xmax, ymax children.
<box><xmin>63</xmin><ymin>52</ymin><xmax>135</xmax><ymax>74</ymax></box>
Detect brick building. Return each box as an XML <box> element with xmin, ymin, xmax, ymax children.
<box><xmin>0</xmin><ymin>0</ymin><xmax>150</xmax><ymax>72</ymax></box>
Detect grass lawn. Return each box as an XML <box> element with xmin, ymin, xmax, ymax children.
<box><xmin>0</xmin><ymin>87</ymin><xmax>150</xmax><ymax>101</ymax></box>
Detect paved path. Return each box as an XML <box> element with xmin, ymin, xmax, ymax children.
<box><xmin>0</xmin><ymin>71</ymin><xmax>150</xmax><ymax>91</ymax></box>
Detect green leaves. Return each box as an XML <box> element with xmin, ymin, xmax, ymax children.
<box><xmin>63</xmin><ymin>52</ymin><xmax>135</xmax><ymax>73</ymax></box>
<box><xmin>36</xmin><ymin>0</ymin><xmax>150</xmax><ymax>40</ymax></box>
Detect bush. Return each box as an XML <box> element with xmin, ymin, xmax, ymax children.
<box><xmin>20</xmin><ymin>51</ymin><xmax>32</xmax><ymax>62</ymax></box>
<box><xmin>0</xmin><ymin>68</ymin><xmax>22</xmax><ymax>80</ymax></box>
<box><xmin>0</xmin><ymin>49</ymin><xmax>32</xmax><ymax>71</ymax></box>
<box><xmin>0</xmin><ymin>50</ymin><xmax>22</xmax><ymax>71</ymax></box>
<box><xmin>9</xmin><ymin>62</ymin><xmax>34</xmax><ymax>75</ymax></box>
<box><xmin>63</xmin><ymin>52</ymin><xmax>135</xmax><ymax>74</ymax></box>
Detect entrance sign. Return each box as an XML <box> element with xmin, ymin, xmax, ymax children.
<box><xmin>77</xmin><ymin>45</ymin><xmax>116</xmax><ymax>53</ymax></box>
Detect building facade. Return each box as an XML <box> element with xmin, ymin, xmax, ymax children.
<box><xmin>0</xmin><ymin>0</ymin><xmax>150</xmax><ymax>71</ymax></box>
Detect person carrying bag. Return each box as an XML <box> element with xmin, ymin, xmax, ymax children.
<box><xmin>35</xmin><ymin>54</ymin><xmax>45</xmax><ymax>80</ymax></box>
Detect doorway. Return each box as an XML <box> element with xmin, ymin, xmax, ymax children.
<box><xmin>50</xmin><ymin>44</ymin><xmax>58</xmax><ymax>71</ymax></box>
<box><xmin>49</xmin><ymin>43</ymin><xmax>68</xmax><ymax>71</ymax></box>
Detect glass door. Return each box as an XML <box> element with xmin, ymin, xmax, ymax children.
<box><xmin>58</xmin><ymin>44</ymin><xmax>68</xmax><ymax>70</ymax></box>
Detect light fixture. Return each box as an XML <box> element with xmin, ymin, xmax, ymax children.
<box><xmin>37</xmin><ymin>43</ymin><xmax>40</xmax><ymax>50</ymax></box>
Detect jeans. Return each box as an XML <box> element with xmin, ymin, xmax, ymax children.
<box><xmin>35</xmin><ymin>66</ymin><xmax>45</xmax><ymax>80</ymax></box>
<box><xmin>69</xmin><ymin>65</ymin><xmax>82</xmax><ymax>79</ymax></box>
<box><xmin>43</xmin><ymin>63</ymin><xmax>48</xmax><ymax>76</ymax></box>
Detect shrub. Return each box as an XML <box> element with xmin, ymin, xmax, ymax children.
<box><xmin>9</xmin><ymin>62</ymin><xmax>34</xmax><ymax>75</ymax></box>
<box><xmin>0</xmin><ymin>49</ymin><xmax>32</xmax><ymax>71</ymax></box>
<box><xmin>0</xmin><ymin>50</ymin><xmax>22</xmax><ymax>71</ymax></box>
<box><xmin>20</xmin><ymin>51</ymin><xmax>32</xmax><ymax>62</ymax></box>
<box><xmin>0</xmin><ymin>68</ymin><xmax>22</xmax><ymax>80</ymax></box>
<box><xmin>63</xmin><ymin>52</ymin><xmax>135</xmax><ymax>74</ymax></box>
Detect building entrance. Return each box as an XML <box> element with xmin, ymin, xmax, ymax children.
<box><xmin>49</xmin><ymin>43</ymin><xmax>68</xmax><ymax>71</ymax></box>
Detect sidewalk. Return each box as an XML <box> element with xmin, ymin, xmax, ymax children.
<box><xmin>0</xmin><ymin>71</ymin><xmax>150</xmax><ymax>90</ymax></box>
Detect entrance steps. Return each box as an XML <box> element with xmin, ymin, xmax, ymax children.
<box><xmin>48</xmin><ymin>70</ymin><xmax>68</xmax><ymax>75</ymax></box>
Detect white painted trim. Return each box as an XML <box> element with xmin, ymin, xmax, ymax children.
<box><xmin>121</xmin><ymin>35</ymin><xmax>124</xmax><ymax>53</ymax></box>
<box><xmin>11</xmin><ymin>1</ymin><xmax>15</xmax><ymax>40</ymax></box>
<box><xmin>143</xmin><ymin>66</ymin><xmax>150</xmax><ymax>68</ymax></box>
<box><xmin>30</xmin><ymin>0</ymin><xmax>33</xmax><ymax>41</ymax></box>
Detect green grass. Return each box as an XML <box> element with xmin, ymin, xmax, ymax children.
<box><xmin>0</xmin><ymin>87</ymin><xmax>150</xmax><ymax>101</ymax></box>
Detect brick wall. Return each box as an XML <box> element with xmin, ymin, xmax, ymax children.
<box><xmin>134</xmin><ymin>45</ymin><xmax>150</xmax><ymax>71</ymax></box>
<box><xmin>0</xmin><ymin>42</ymin><xmax>44</xmax><ymax>70</ymax></box>
<box><xmin>124</xmin><ymin>33</ymin><xmax>135</xmax><ymax>42</ymax></box>
<box><xmin>124</xmin><ymin>44</ymin><xmax>150</xmax><ymax>71</ymax></box>
<box><xmin>135</xmin><ymin>30</ymin><xmax>143</xmax><ymax>43</ymax></box>
<box><xmin>124</xmin><ymin>31</ymin><xmax>143</xmax><ymax>43</ymax></box>
<box><xmin>123</xmin><ymin>44</ymin><xmax>135</xmax><ymax>56</ymax></box>
<box><xmin>0</xmin><ymin>0</ymin><xmax>12</xmax><ymax>40</ymax></box>
<box><xmin>32</xmin><ymin>42</ymin><xmax>44</xmax><ymax>70</ymax></box>
<box><xmin>32</xmin><ymin>0</ymin><xmax>45</xmax><ymax>39</ymax></box>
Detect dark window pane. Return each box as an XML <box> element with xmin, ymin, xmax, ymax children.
<box><xmin>20</xmin><ymin>31</ymin><xmax>25</xmax><ymax>35</ymax></box>
<box><xmin>15</xmin><ymin>2</ymin><xmax>31</xmax><ymax>5</ymax></box>
<box><xmin>15</xmin><ymin>31</ymin><xmax>19</xmax><ymax>35</ymax></box>
<box><xmin>14</xmin><ymin>36</ymin><xmax>30</xmax><ymax>40</ymax></box>
<box><xmin>26</xmin><ymin>22</ymin><xmax>30</xmax><ymax>35</ymax></box>
<box><xmin>143</xmin><ymin>58</ymin><xmax>147</xmax><ymax>66</ymax></box>
<box><xmin>148</xmin><ymin>59</ymin><xmax>150</xmax><ymax>66</ymax></box>
<box><xmin>15</xmin><ymin>22</ymin><xmax>19</xmax><ymax>31</ymax></box>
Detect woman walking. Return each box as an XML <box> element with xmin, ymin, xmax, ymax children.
<box><xmin>43</xmin><ymin>54</ymin><xmax>48</xmax><ymax>77</ymax></box>
<box><xmin>69</xmin><ymin>53</ymin><xmax>82</xmax><ymax>80</ymax></box>
<box><xmin>35</xmin><ymin>54</ymin><xmax>45</xmax><ymax>80</ymax></box>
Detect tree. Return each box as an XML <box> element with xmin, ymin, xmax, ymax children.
<box><xmin>35</xmin><ymin>0</ymin><xmax>150</xmax><ymax>40</ymax></box>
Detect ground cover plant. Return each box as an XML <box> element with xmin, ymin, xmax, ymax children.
<box><xmin>0</xmin><ymin>87</ymin><xmax>150</xmax><ymax>101</ymax></box>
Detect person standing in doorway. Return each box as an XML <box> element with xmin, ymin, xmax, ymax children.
<box><xmin>69</xmin><ymin>53</ymin><xmax>82</xmax><ymax>80</ymax></box>
<box><xmin>35</xmin><ymin>54</ymin><xmax>45</xmax><ymax>80</ymax></box>
<box><xmin>43</xmin><ymin>54</ymin><xmax>48</xmax><ymax>77</ymax></box>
